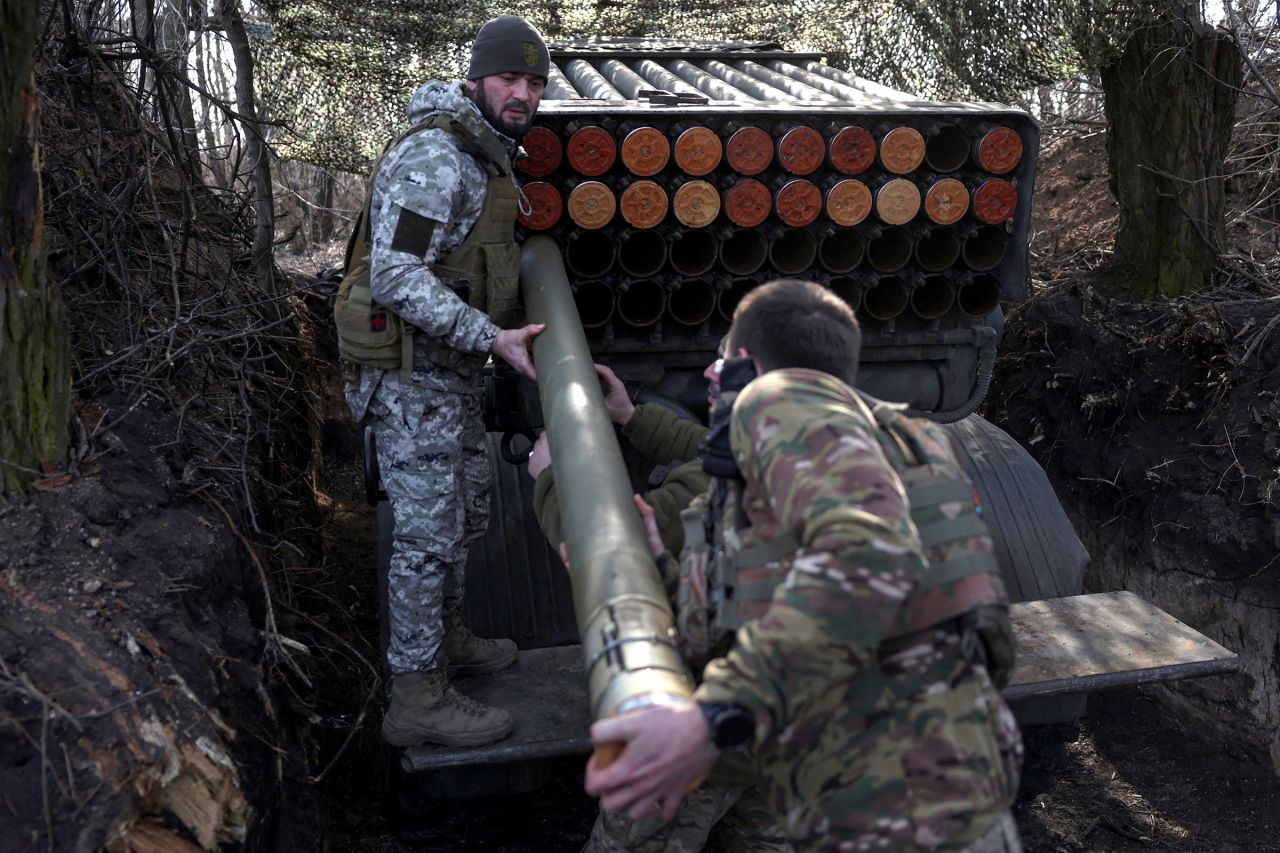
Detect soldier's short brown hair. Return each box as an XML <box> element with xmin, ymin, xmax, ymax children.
<box><xmin>729</xmin><ymin>279</ymin><xmax>861</xmax><ymax>384</ymax></box>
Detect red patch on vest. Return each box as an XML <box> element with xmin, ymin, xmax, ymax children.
<box><xmin>370</xmin><ymin>312</ymin><xmax>387</xmax><ymax>333</ymax></box>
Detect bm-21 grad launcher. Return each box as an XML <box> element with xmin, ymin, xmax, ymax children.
<box><xmin>364</xmin><ymin>38</ymin><xmax>1237</xmax><ymax>821</ymax></box>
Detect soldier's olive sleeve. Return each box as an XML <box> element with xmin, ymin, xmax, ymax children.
<box><xmin>533</xmin><ymin>404</ymin><xmax>708</xmax><ymax>553</ymax></box>
<box><xmin>533</xmin><ymin>457</ymin><xmax>708</xmax><ymax>556</ymax></box>
<box><xmin>695</xmin><ymin>371</ymin><xmax>924</xmax><ymax>742</ymax></box>
<box><xmin>622</xmin><ymin>404</ymin><xmax>709</xmax><ymax>464</ymax></box>
<box><xmin>643</xmin><ymin>459</ymin><xmax>709</xmax><ymax>554</ymax></box>
<box><xmin>369</xmin><ymin>129</ymin><xmax>501</xmax><ymax>354</ymax></box>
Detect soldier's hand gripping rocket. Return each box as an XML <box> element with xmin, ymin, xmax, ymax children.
<box><xmin>493</xmin><ymin>322</ymin><xmax>547</xmax><ymax>379</ymax></box>
<box><xmin>593</xmin><ymin>363</ymin><xmax>636</xmax><ymax>425</ymax></box>
<box><xmin>585</xmin><ymin>700</ymin><xmax>719</xmax><ymax>822</ymax></box>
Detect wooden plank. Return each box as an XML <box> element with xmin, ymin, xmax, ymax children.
<box><xmin>1003</xmin><ymin>590</ymin><xmax>1238</xmax><ymax>701</ymax></box>
<box><xmin>403</xmin><ymin>591</ymin><xmax>1239</xmax><ymax>771</ymax></box>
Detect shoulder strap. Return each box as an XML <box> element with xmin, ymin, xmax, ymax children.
<box><xmin>344</xmin><ymin>117</ymin><xmax>441</xmax><ymax>275</ymax></box>
<box><xmin>423</xmin><ymin>114</ymin><xmax>509</xmax><ymax>176</ymax></box>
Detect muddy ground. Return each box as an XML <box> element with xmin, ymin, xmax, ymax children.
<box><xmin>3</xmin><ymin>119</ymin><xmax>1279</xmax><ymax>850</ymax></box>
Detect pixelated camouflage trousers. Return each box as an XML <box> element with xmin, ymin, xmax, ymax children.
<box><xmin>367</xmin><ymin>383</ymin><xmax>490</xmax><ymax>675</ymax></box>
<box><xmin>583</xmin><ymin>782</ymin><xmax>791</xmax><ymax>853</ymax></box>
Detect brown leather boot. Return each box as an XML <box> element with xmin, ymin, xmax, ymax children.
<box><xmin>381</xmin><ymin>668</ymin><xmax>513</xmax><ymax>748</ymax></box>
<box><xmin>442</xmin><ymin>609</ymin><xmax>517</xmax><ymax>676</ymax></box>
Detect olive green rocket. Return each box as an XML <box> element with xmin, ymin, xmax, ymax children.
<box><xmin>520</xmin><ymin>236</ymin><xmax>695</xmax><ymax>723</ymax></box>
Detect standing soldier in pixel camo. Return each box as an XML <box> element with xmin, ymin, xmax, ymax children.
<box><xmin>585</xmin><ymin>280</ymin><xmax>1025</xmax><ymax>851</ymax></box>
<box><xmin>341</xmin><ymin>16</ymin><xmax>550</xmax><ymax>748</ymax></box>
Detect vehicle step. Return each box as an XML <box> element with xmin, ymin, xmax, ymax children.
<box><xmin>402</xmin><ymin>591</ymin><xmax>1238</xmax><ymax>772</ymax></box>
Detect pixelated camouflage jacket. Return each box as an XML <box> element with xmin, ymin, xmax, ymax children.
<box><xmin>534</xmin><ymin>403</ymin><xmax>709</xmax><ymax>555</ymax></box>
<box><xmin>693</xmin><ymin>369</ymin><xmax>1021</xmax><ymax>850</ymax></box>
<box><xmin>345</xmin><ymin>80</ymin><xmax>519</xmax><ymax>420</ymax></box>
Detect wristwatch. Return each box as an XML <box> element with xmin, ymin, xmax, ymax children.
<box><xmin>697</xmin><ymin>701</ymin><xmax>755</xmax><ymax>749</ymax></box>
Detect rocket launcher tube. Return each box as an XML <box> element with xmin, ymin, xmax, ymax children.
<box><xmin>819</xmin><ymin>229</ymin><xmax>866</xmax><ymax>274</ymax></box>
<box><xmin>732</xmin><ymin>60</ymin><xmax>841</xmax><ymax>102</ymax></box>
<box><xmin>617</xmin><ymin>229</ymin><xmax>668</xmax><ymax>277</ymax></box>
<box><xmin>520</xmin><ymin>236</ymin><xmax>695</xmax><ymax>728</ymax></box>
<box><xmin>573</xmin><ymin>278</ymin><xmax>616</xmax><ymax>329</ymax></box>
<box><xmin>958</xmin><ymin>273</ymin><xmax>1002</xmax><ymax>316</ymax></box>
<box><xmin>564</xmin><ymin>60</ymin><xmax>626</xmax><ymax>101</ymax></box>
<box><xmin>667</xmin><ymin>276</ymin><xmax>717</xmax><ymax>326</ymax></box>
<box><xmin>545</xmin><ymin>64</ymin><xmax>579</xmax><ymax>100</ymax></box>
<box><xmin>617</xmin><ymin>277</ymin><xmax>668</xmax><ymax>328</ymax></box>
<box><xmin>565</xmin><ymin>231</ymin><xmax>616</xmax><ymax>278</ymax></box>
<box><xmin>719</xmin><ymin>228</ymin><xmax>768</xmax><ymax>275</ymax></box>
<box><xmin>599</xmin><ymin>59</ymin><xmax>651</xmax><ymax>99</ymax></box>
<box><xmin>769</xmin><ymin>228</ymin><xmax>818</xmax><ymax>275</ymax></box>
<box><xmin>632</xmin><ymin>59</ymin><xmax>704</xmax><ymax>98</ymax></box>
<box><xmin>911</xmin><ymin>274</ymin><xmax>956</xmax><ymax>320</ymax></box>
<box><xmin>669</xmin><ymin>229</ymin><xmax>719</xmax><ymax>276</ymax></box>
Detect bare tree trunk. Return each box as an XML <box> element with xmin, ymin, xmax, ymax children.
<box><xmin>152</xmin><ymin>0</ymin><xmax>202</xmax><ymax>168</ymax></box>
<box><xmin>1</xmin><ymin>0</ymin><xmax>71</xmax><ymax>494</ymax></box>
<box><xmin>312</xmin><ymin>167</ymin><xmax>335</xmax><ymax>243</ymax></box>
<box><xmin>193</xmin><ymin>24</ymin><xmax>229</xmax><ymax>188</ymax></box>
<box><xmin>1037</xmin><ymin>85</ymin><xmax>1054</xmax><ymax>120</ymax></box>
<box><xmin>1100</xmin><ymin>2</ymin><xmax>1244</xmax><ymax>297</ymax></box>
<box><xmin>215</xmin><ymin>0</ymin><xmax>274</xmax><ymax>292</ymax></box>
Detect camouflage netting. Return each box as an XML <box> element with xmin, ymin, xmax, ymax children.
<box><xmin>256</xmin><ymin>0</ymin><xmax>1161</xmax><ymax>172</ymax></box>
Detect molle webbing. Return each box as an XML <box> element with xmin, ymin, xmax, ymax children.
<box><xmin>431</xmin><ymin>160</ymin><xmax>521</xmax><ymax>330</ymax></box>
<box><xmin>710</xmin><ymin>389</ymin><xmax>1002</xmax><ymax>639</ymax></box>
<box><xmin>335</xmin><ymin>118</ymin><xmax>438</xmax><ymax>381</ymax></box>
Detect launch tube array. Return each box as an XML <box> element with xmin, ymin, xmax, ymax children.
<box><xmin>516</xmin><ymin>89</ymin><xmax>1026</xmax><ymax>326</ymax></box>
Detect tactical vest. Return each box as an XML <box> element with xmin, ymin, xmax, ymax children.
<box><xmin>676</xmin><ymin>386</ymin><xmax>1016</xmax><ymax>685</ymax></box>
<box><xmin>334</xmin><ymin>113</ymin><xmax>522</xmax><ymax>381</ymax></box>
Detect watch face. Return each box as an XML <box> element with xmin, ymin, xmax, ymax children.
<box><xmin>702</xmin><ymin>702</ymin><xmax>754</xmax><ymax>748</ymax></box>
<box><xmin>716</xmin><ymin>710</ymin><xmax>755</xmax><ymax>748</ymax></box>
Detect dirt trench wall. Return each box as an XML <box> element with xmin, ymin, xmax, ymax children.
<box><xmin>1083</xmin><ymin>533</ymin><xmax>1279</xmax><ymax>769</ymax></box>
<box><xmin>0</xmin><ymin>400</ymin><xmax>319</xmax><ymax>851</ymax></box>
<box><xmin>989</xmin><ymin>282</ymin><xmax>1280</xmax><ymax>773</ymax></box>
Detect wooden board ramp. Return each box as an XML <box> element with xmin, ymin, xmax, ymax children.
<box><xmin>1003</xmin><ymin>590</ymin><xmax>1238</xmax><ymax>701</ymax></box>
<box><xmin>402</xmin><ymin>590</ymin><xmax>1238</xmax><ymax>773</ymax></box>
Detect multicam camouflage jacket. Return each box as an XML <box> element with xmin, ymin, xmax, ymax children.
<box><xmin>345</xmin><ymin>80</ymin><xmax>519</xmax><ymax>421</ymax></box>
<box><xmin>691</xmin><ymin>368</ymin><xmax>1022</xmax><ymax>851</ymax></box>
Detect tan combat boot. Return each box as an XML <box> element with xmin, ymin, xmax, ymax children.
<box><xmin>381</xmin><ymin>668</ymin><xmax>513</xmax><ymax>748</ymax></box>
<box><xmin>442</xmin><ymin>609</ymin><xmax>517</xmax><ymax>676</ymax></box>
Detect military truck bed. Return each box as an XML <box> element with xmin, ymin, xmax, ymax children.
<box><xmin>402</xmin><ymin>591</ymin><xmax>1237</xmax><ymax>773</ymax></box>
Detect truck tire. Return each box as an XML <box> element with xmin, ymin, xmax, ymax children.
<box><xmin>943</xmin><ymin>414</ymin><xmax>1090</xmax><ymax>725</ymax></box>
<box><xmin>942</xmin><ymin>414</ymin><xmax>1088</xmax><ymax>601</ymax></box>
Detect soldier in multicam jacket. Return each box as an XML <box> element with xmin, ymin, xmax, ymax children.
<box><xmin>585</xmin><ymin>280</ymin><xmax>1024</xmax><ymax>852</ymax></box>
<box><xmin>529</xmin><ymin>359</ymin><xmax>792</xmax><ymax>853</ymax></box>
<box><xmin>343</xmin><ymin>16</ymin><xmax>551</xmax><ymax>748</ymax></box>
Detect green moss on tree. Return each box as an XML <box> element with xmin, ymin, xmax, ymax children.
<box><xmin>1</xmin><ymin>0</ymin><xmax>70</xmax><ymax>495</ymax></box>
<box><xmin>1100</xmin><ymin>2</ymin><xmax>1244</xmax><ymax>297</ymax></box>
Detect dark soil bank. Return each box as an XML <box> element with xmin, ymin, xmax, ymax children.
<box><xmin>988</xmin><ymin>279</ymin><xmax>1280</xmax><ymax>771</ymax></box>
<box><xmin>0</xmin><ymin>402</ymin><xmax>322</xmax><ymax>852</ymax></box>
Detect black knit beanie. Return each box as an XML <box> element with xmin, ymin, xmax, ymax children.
<box><xmin>467</xmin><ymin>15</ymin><xmax>550</xmax><ymax>80</ymax></box>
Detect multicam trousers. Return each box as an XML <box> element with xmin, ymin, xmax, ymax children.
<box><xmin>960</xmin><ymin>811</ymin><xmax>1023</xmax><ymax>853</ymax></box>
<box><xmin>367</xmin><ymin>382</ymin><xmax>490</xmax><ymax>675</ymax></box>
<box><xmin>582</xmin><ymin>782</ymin><xmax>791</xmax><ymax>853</ymax></box>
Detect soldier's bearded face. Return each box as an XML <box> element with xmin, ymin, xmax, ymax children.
<box><xmin>473</xmin><ymin>74</ymin><xmax>545</xmax><ymax>140</ymax></box>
